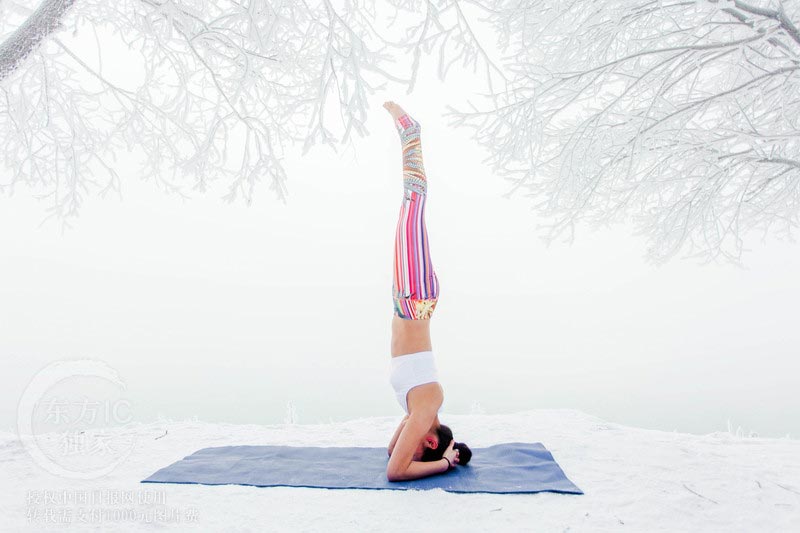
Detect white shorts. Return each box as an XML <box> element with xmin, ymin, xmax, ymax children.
<box><xmin>388</xmin><ymin>350</ymin><xmax>443</xmax><ymax>414</ymax></box>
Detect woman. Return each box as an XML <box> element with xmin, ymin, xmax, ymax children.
<box><xmin>383</xmin><ymin>101</ymin><xmax>472</xmax><ymax>482</ymax></box>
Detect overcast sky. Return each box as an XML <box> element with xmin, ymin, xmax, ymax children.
<box><xmin>2</xmin><ymin>24</ymin><xmax>799</xmax><ymax>439</ymax></box>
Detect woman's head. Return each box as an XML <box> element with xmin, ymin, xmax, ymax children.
<box><xmin>420</xmin><ymin>423</ymin><xmax>472</xmax><ymax>466</ymax></box>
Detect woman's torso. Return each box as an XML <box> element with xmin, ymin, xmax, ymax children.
<box><xmin>391</xmin><ymin>315</ymin><xmax>432</xmax><ymax>357</ymax></box>
<box><xmin>390</xmin><ymin>349</ymin><xmax>444</xmax><ymax>414</ymax></box>
<box><xmin>391</xmin><ymin>316</ymin><xmax>443</xmax><ymax>413</ymax></box>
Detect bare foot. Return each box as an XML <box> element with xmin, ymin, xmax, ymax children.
<box><xmin>383</xmin><ymin>101</ymin><xmax>407</xmax><ymax>122</ymax></box>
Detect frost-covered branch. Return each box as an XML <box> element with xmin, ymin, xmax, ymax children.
<box><xmin>448</xmin><ymin>0</ymin><xmax>800</xmax><ymax>264</ymax></box>
<box><xmin>0</xmin><ymin>0</ymin><xmax>76</xmax><ymax>81</ymax></box>
<box><xmin>0</xmin><ymin>0</ymin><xmax>499</xmax><ymax>224</ymax></box>
<box><xmin>385</xmin><ymin>0</ymin><xmax>508</xmax><ymax>94</ymax></box>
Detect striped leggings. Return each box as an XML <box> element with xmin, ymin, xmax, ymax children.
<box><xmin>392</xmin><ymin>113</ymin><xmax>439</xmax><ymax>320</ymax></box>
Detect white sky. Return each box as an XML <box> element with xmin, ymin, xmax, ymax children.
<box><xmin>1</xmin><ymin>11</ymin><xmax>799</xmax><ymax>439</ymax></box>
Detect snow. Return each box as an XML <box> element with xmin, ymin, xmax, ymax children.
<box><xmin>2</xmin><ymin>409</ymin><xmax>799</xmax><ymax>531</ymax></box>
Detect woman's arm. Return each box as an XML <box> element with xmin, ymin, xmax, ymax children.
<box><xmin>388</xmin><ymin>457</ymin><xmax>450</xmax><ymax>481</ymax></box>
<box><xmin>387</xmin><ymin>415</ymin><xmax>409</xmax><ymax>456</ymax></box>
<box><xmin>385</xmin><ymin>412</ymin><xmax>450</xmax><ymax>481</ymax></box>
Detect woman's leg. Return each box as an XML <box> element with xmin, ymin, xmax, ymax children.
<box><xmin>392</xmin><ymin>112</ymin><xmax>440</xmax><ymax>320</ymax></box>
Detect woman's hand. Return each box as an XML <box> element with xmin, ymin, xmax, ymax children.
<box><xmin>442</xmin><ymin>439</ymin><xmax>460</xmax><ymax>468</ymax></box>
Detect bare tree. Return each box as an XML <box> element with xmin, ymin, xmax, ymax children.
<box><xmin>6</xmin><ymin>1</ymin><xmax>794</xmax><ymax>265</ymax></box>
<box><xmin>2</xmin><ymin>0</ymin><xmax>412</xmax><ymax>223</ymax></box>
<box><xmin>0</xmin><ymin>0</ymin><xmax>499</xmax><ymax>226</ymax></box>
<box><xmin>448</xmin><ymin>0</ymin><xmax>800</xmax><ymax>264</ymax></box>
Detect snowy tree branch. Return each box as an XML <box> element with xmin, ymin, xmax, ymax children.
<box><xmin>448</xmin><ymin>0</ymin><xmax>800</xmax><ymax>264</ymax></box>
<box><xmin>0</xmin><ymin>0</ymin><xmax>500</xmax><ymax>225</ymax></box>
<box><xmin>0</xmin><ymin>0</ymin><xmax>76</xmax><ymax>81</ymax></box>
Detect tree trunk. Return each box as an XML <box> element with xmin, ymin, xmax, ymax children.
<box><xmin>0</xmin><ymin>0</ymin><xmax>76</xmax><ymax>81</ymax></box>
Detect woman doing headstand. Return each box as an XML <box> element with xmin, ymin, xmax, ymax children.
<box><xmin>383</xmin><ymin>101</ymin><xmax>472</xmax><ymax>482</ymax></box>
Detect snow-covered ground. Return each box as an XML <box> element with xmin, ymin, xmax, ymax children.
<box><xmin>2</xmin><ymin>409</ymin><xmax>798</xmax><ymax>532</ymax></box>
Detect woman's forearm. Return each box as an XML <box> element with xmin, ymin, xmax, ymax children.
<box><xmin>388</xmin><ymin>458</ymin><xmax>450</xmax><ymax>481</ymax></box>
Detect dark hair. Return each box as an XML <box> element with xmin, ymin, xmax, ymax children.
<box><xmin>420</xmin><ymin>423</ymin><xmax>472</xmax><ymax>466</ymax></box>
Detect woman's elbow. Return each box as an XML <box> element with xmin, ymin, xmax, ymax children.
<box><xmin>385</xmin><ymin>467</ymin><xmax>403</xmax><ymax>482</ymax></box>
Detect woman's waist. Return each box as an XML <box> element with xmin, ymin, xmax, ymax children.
<box><xmin>390</xmin><ymin>351</ymin><xmax>439</xmax><ymax>386</ymax></box>
<box><xmin>390</xmin><ymin>350</ymin><xmax>436</xmax><ymax>368</ymax></box>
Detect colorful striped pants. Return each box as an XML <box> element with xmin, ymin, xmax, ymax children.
<box><xmin>392</xmin><ymin>113</ymin><xmax>439</xmax><ymax>320</ymax></box>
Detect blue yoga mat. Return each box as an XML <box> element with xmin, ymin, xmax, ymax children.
<box><xmin>141</xmin><ymin>442</ymin><xmax>582</xmax><ymax>495</ymax></box>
